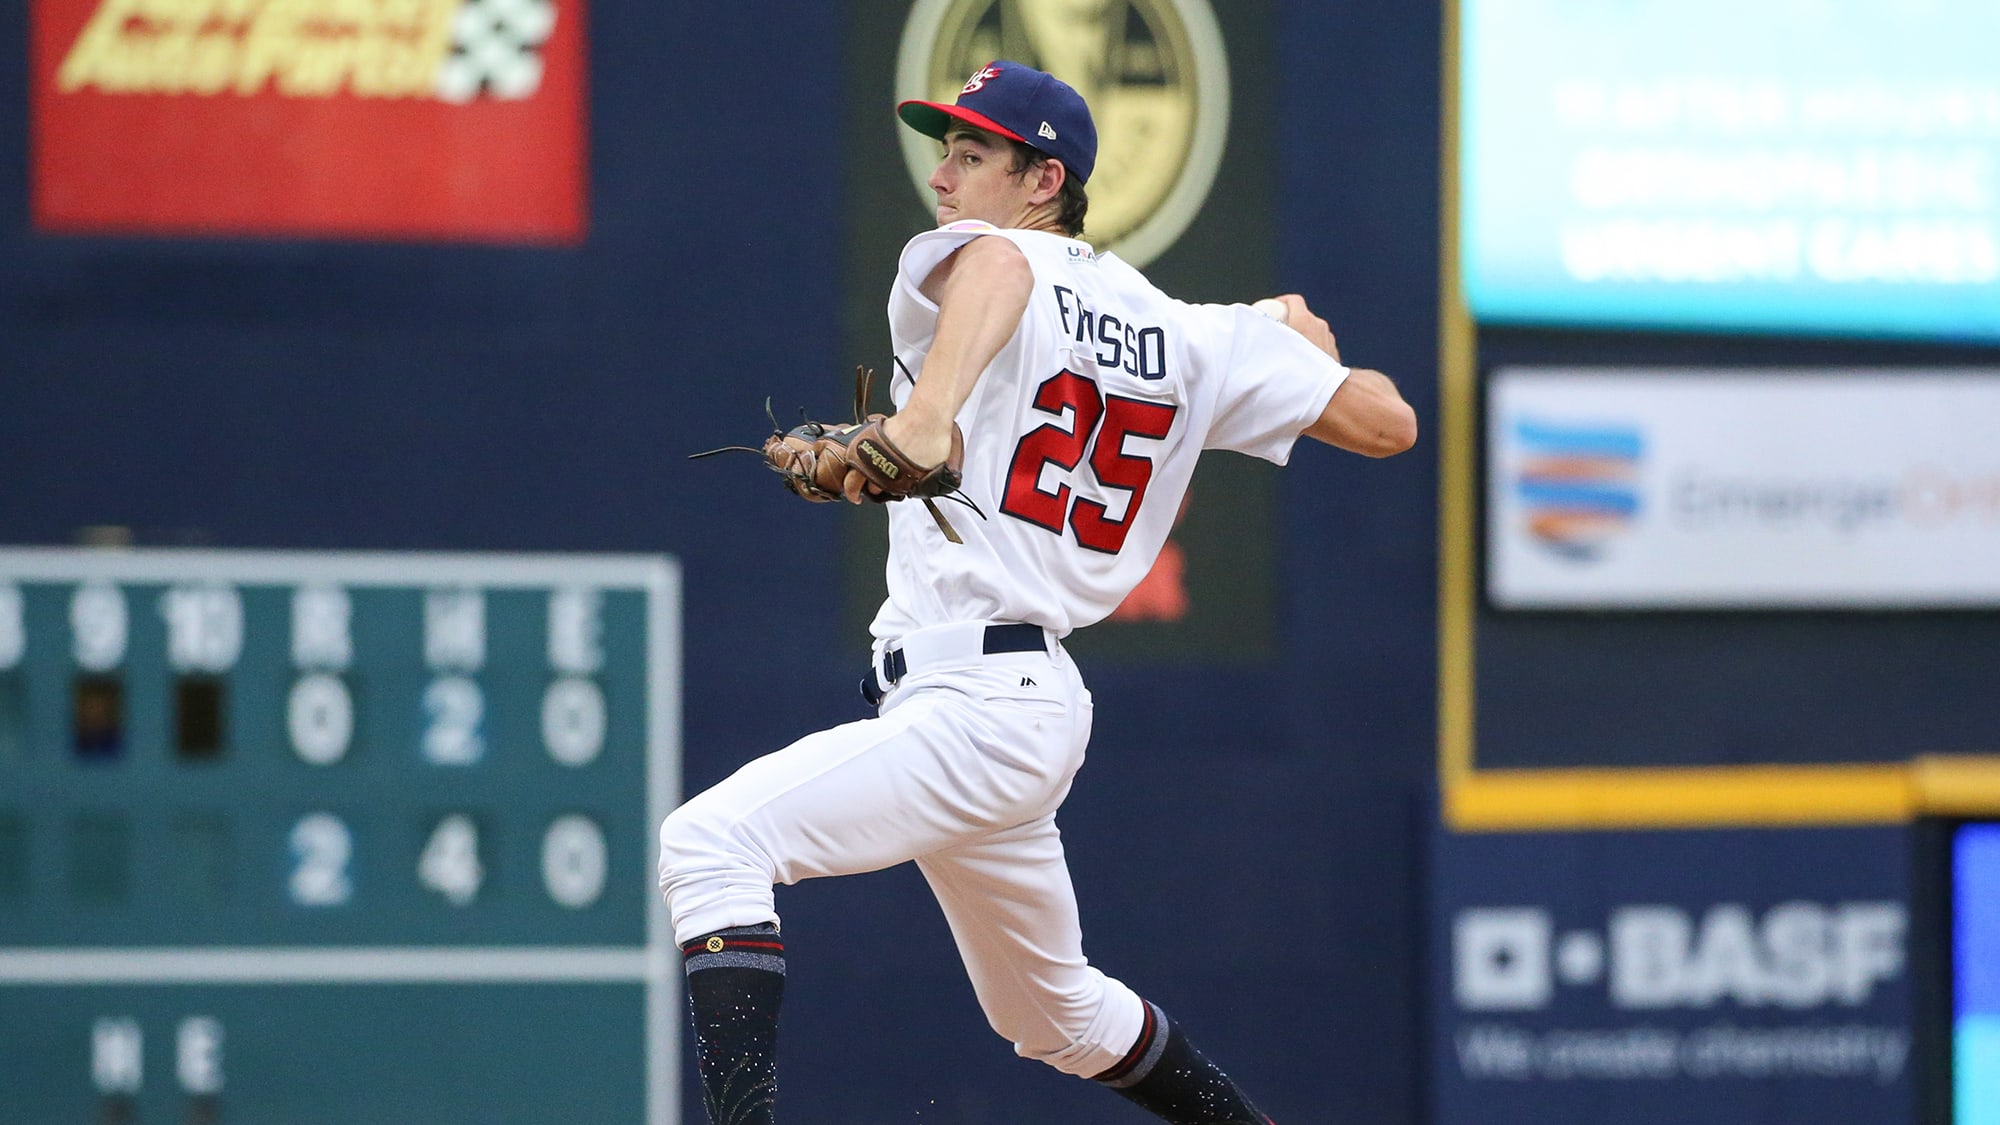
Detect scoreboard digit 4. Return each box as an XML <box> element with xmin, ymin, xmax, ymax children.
<box><xmin>0</xmin><ymin>548</ymin><xmax>681</xmax><ymax>1125</ymax></box>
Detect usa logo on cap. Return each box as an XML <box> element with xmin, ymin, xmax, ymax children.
<box><xmin>962</xmin><ymin>65</ymin><xmax>1001</xmax><ymax>94</ymax></box>
<box><xmin>897</xmin><ymin>59</ymin><xmax>1099</xmax><ymax>185</ymax></box>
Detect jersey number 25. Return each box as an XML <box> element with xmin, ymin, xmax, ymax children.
<box><xmin>1000</xmin><ymin>370</ymin><xmax>1177</xmax><ymax>555</ymax></box>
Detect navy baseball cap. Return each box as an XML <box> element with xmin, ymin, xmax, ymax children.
<box><xmin>898</xmin><ymin>61</ymin><xmax>1098</xmax><ymax>185</ymax></box>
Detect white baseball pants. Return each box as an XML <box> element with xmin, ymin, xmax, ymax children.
<box><xmin>658</xmin><ymin>621</ymin><xmax>1148</xmax><ymax>1078</ymax></box>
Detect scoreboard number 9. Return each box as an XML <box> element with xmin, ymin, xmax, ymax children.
<box><xmin>0</xmin><ymin>548</ymin><xmax>682</xmax><ymax>1125</ymax></box>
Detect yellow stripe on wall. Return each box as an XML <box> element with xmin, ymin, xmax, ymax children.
<box><xmin>1447</xmin><ymin>759</ymin><xmax>2000</xmax><ymax>831</ymax></box>
<box><xmin>1444</xmin><ymin>765</ymin><xmax>1915</xmax><ymax>831</ymax></box>
<box><xmin>1911</xmin><ymin>756</ymin><xmax>2000</xmax><ymax>817</ymax></box>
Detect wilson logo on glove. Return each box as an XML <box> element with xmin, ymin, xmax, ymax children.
<box><xmin>856</xmin><ymin>442</ymin><xmax>902</xmax><ymax>479</ymax></box>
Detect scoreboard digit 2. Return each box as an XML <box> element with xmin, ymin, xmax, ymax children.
<box><xmin>0</xmin><ymin>547</ymin><xmax>681</xmax><ymax>1125</ymax></box>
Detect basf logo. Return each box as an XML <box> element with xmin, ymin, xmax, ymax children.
<box><xmin>1454</xmin><ymin>901</ymin><xmax>1905</xmax><ymax>1014</ymax></box>
<box><xmin>1430</xmin><ymin>828</ymin><xmax>1915</xmax><ymax>1125</ymax></box>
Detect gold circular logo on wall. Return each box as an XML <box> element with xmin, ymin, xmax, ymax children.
<box><xmin>896</xmin><ymin>0</ymin><xmax>1230</xmax><ymax>268</ymax></box>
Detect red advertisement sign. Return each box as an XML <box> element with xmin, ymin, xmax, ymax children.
<box><xmin>30</xmin><ymin>0</ymin><xmax>588</xmax><ymax>243</ymax></box>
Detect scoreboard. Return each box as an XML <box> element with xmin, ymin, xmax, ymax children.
<box><xmin>0</xmin><ymin>548</ymin><xmax>681</xmax><ymax>1125</ymax></box>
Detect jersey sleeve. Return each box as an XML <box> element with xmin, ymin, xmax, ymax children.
<box><xmin>887</xmin><ymin>221</ymin><xmax>1006</xmax><ymax>344</ymax></box>
<box><xmin>1197</xmin><ymin>303</ymin><xmax>1349</xmax><ymax>464</ymax></box>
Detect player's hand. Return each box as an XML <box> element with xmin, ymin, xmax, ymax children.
<box><xmin>878</xmin><ymin>411</ymin><xmax>958</xmax><ymax>481</ymax></box>
<box><xmin>1270</xmin><ymin>293</ymin><xmax>1341</xmax><ymax>364</ymax></box>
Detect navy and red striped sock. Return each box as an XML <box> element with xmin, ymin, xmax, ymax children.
<box><xmin>682</xmin><ymin>923</ymin><xmax>785</xmax><ymax>1125</ymax></box>
<box><xmin>1094</xmin><ymin>999</ymin><xmax>1275</xmax><ymax>1125</ymax></box>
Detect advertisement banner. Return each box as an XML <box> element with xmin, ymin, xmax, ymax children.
<box><xmin>1487</xmin><ymin>369</ymin><xmax>2000</xmax><ymax>608</ymax></box>
<box><xmin>30</xmin><ymin>0</ymin><xmax>588</xmax><ymax>242</ymax></box>
<box><xmin>1432</xmin><ymin>826</ymin><xmax>1913</xmax><ymax>1125</ymax></box>
<box><xmin>1460</xmin><ymin>0</ymin><xmax>2000</xmax><ymax>342</ymax></box>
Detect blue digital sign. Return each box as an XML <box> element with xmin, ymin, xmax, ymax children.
<box><xmin>1461</xmin><ymin>0</ymin><xmax>2000</xmax><ymax>342</ymax></box>
<box><xmin>1957</xmin><ymin>823</ymin><xmax>2000</xmax><ymax>1125</ymax></box>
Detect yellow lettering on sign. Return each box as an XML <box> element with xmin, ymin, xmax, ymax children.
<box><xmin>348</xmin><ymin>32</ymin><xmax>392</xmax><ymax>95</ymax></box>
<box><xmin>57</xmin><ymin>0</ymin><xmax>148</xmax><ymax>92</ymax></box>
<box><xmin>232</xmin><ymin>0</ymin><xmax>301</xmax><ymax>94</ymax></box>
<box><xmin>56</xmin><ymin>0</ymin><xmax>463</xmax><ymax>98</ymax></box>
<box><xmin>146</xmin><ymin>0</ymin><xmax>216</xmax><ymax>22</ymax></box>
<box><xmin>404</xmin><ymin>0</ymin><xmax>458</xmax><ymax>94</ymax></box>
<box><xmin>145</xmin><ymin>23</ymin><xmax>203</xmax><ymax>93</ymax></box>
<box><xmin>349</xmin><ymin>0</ymin><xmax>455</xmax><ymax>98</ymax></box>
<box><xmin>184</xmin><ymin>31</ymin><xmax>238</xmax><ymax>94</ymax></box>
<box><xmin>285</xmin><ymin>33</ymin><xmax>354</xmax><ymax>97</ymax></box>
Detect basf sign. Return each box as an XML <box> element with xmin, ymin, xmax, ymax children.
<box><xmin>1431</xmin><ymin>827</ymin><xmax>1913</xmax><ymax>1125</ymax></box>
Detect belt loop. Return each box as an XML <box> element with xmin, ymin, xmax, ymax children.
<box><xmin>859</xmin><ymin>644</ymin><xmax>902</xmax><ymax>707</ymax></box>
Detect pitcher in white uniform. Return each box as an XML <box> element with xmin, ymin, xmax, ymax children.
<box><xmin>660</xmin><ymin>60</ymin><xmax>1416</xmax><ymax>1125</ymax></box>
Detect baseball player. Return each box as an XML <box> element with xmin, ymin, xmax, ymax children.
<box><xmin>661</xmin><ymin>60</ymin><xmax>1416</xmax><ymax>1124</ymax></box>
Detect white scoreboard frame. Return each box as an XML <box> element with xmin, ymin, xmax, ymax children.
<box><xmin>0</xmin><ymin>547</ymin><xmax>683</xmax><ymax>1125</ymax></box>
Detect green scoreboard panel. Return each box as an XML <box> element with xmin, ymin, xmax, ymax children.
<box><xmin>0</xmin><ymin>548</ymin><xmax>681</xmax><ymax>1125</ymax></box>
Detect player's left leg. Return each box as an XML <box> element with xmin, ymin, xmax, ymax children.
<box><xmin>918</xmin><ymin>819</ymin><xmax>1276</xmax><ymax>1124</ymax></box>
<box><xmin>916</xmin><ymin>813</ymin><xmax>1146</xmax><ymax>1075</ymax></box>
<box><xmin>1092</xmin><ymin>1003</ymin><xmax>1278</xmax><ymax>1125</ymax></box>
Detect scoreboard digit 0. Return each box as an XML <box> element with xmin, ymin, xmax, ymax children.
<box><xmin>0</xmin><ymin>548</ymin><xmax>681</xmax><ymax>1125</ymax></box>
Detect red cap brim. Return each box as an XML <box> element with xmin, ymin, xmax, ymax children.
<box><xmin>897</xmin><ymin>100</ymin><xmax>1028</xmax><ymax>145</ymax></box>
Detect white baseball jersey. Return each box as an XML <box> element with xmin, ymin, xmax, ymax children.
<box><xmin>871</xmin><ymin>220</ymin><xmax>1349</xmax><ymax>641</ymax></box>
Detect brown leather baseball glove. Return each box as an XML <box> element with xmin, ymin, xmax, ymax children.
<box><xmin>695</xmin><ymin>366</ymin><xmax>980</xmax><ymax>541</ymax></box>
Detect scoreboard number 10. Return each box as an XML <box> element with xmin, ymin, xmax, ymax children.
<box><xmin>0</xmin><ymin>548</ymin><xmax>682</xmax><ymax>1125</ymax></box>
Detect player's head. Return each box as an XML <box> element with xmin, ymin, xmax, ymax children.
<box><xmin>898</xmin><ymin>61</ymin><xmax>1094</xmax><ymax>237</ymax></box>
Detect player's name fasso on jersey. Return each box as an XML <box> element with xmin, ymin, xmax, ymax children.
<box><xmin>1051</xmin><ymin>284</ymin><xmax>1169</xmax><ymax>383</ymax></box>
<box><xmin>55</xmin><ymin>0</ymin><xmax>538</xmax><ymax>100</ymax></box>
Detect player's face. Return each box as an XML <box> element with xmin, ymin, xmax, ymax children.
<box><xmin>928</xmin><ymin>128</ymin><xmax>1039</xmax><ymax>228</ymax></box>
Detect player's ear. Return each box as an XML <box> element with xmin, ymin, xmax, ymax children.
<box><xmin>1033</xmin><ymin>159</ymin><xmax>1067</xmax><ymax>206</ymax></box>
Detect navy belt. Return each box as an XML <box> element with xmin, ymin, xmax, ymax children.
<box><xmin>861</xmin><ymin>622</ymin><xmax>1047</xmax><ymax>706</ymax></box>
